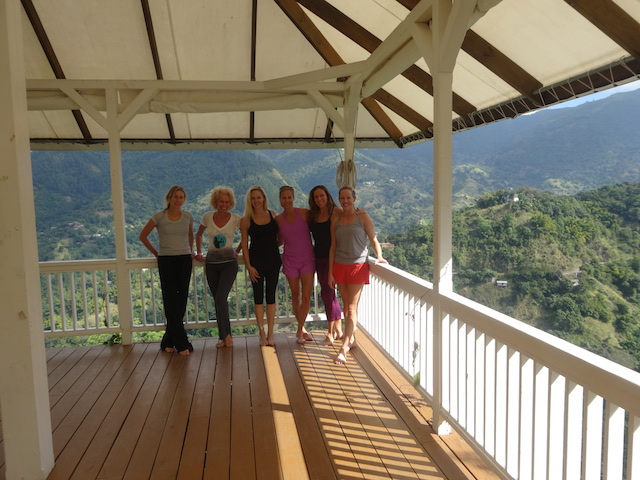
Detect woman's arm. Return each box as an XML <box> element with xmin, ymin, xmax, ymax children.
<box><xmin>328</xmin><ymin>215</ymin><xmax>338</xmax><ymax>288</ymax></box>
<box><xmin>139</xmin><ymin>219</ymin><xmax>158</xmax><ymax>258</ymax></box>
<box><xmin>195</xmin><ymin>224</ymin><xmax>206</xmax><ymax>260</ymax></box>
<box><xmin>188</xmin><ymin>221</ymin><xmax>195</xmax><ymax>257</ymax></box>
<box><xmin>361</xmin><ymin>212</ymin><xmax>387</xmax><ymax>264</ymax></box>
<box><xmin>240</xmin><ymin>217</ymin><xmax>259</xmax><ymax>282</ymax></box>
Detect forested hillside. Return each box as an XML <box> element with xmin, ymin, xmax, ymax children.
<box><xmin>385</xmin><ymin>183</ymin><xmax>640</xmax><ymax>370</ymax></box>
<box><xmin>30</xmin><ymin>87</ymin><xmax>640</xmax><ymax>368</ymax></box>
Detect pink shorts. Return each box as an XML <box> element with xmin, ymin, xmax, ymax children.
<box><xmin>282</xmin><ymin>253</ymin><xmax>316</xmax><ymax>279</ymax></box>
<box><xmin>333</xmin><ymin>262</ymin><xmax>370</xmax><ymax>285</ymax></box>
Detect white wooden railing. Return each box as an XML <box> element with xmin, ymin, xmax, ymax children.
<box><xmin>39</xmin><ymin>256</ymin><xmax>322</xmax><ymax>341</ymax></box>
<box><xmin>360</xmin><ymin>260</ymin><xmax>640</xmax><ymax>480</ymax></box>
<box><xmin>39</xmin><ymin>257</ymin><xmax>640</xmax><ymax>479</ymax></box>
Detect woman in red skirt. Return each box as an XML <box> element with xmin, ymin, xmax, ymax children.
<box><xmin>328</xmin><ymin>186</ymin><xmax>387</xmax><ymax>365</ymax></box>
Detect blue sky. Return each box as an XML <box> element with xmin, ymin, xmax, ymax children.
<box><xmin>548</xmin><ymin>78</ymin><xmax>640</xmax><ymax>110</ymax></box>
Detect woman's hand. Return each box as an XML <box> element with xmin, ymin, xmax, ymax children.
<box><xmin>375</xmin><ymin>257</ymin><xmax>388</xmax><ymax>264</ymax></box>
<box><xmin>195</xmin><ymin>252</ymin><xmax>204</xmax><ymax>261</ymax></box>
<box><xmin>248</xmin><ymin>266</ymin><xmax>260</xmax><ymax>283</ymax></box>
<box><xmin>328</xmin><ymin>272</ymin><xmax>336</xmax><ymax>289</ymax></box>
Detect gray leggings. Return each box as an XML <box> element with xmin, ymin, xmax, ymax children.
<box><xmin>205</xmin><ymin>259</ymin><xmax>238</xmax><ymax>341</ymax></box>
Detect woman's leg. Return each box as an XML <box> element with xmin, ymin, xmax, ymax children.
<box><xmin>298</xmin><ymin>272</ymin><xmax>314</xmax><ymax>342</ymax></box>
<box><xmin>316</xmin><ymin>259</ymin><xmax>342</xmax><ymax>344</ymax></box>
<box><xmin>209</xmin><ymin>260</ymin><xmax>238</xmax><ymax>347</ymax></box>
<box><xmin>264</xmin><ymin>267</ymin><xmax>281</xmax><ymax>347</ymax></box>
<box><xmin>252</xmin><ymin>273</ymin><xmax>267</xmax><ymax>346</ymax></box>
<box><xmin>158</xmin><ymin>255</ymin><xmax>194</xmax><ymax>355</ymax></box>
<box><xmin>335</xmin><ymin>282</ymin><xmax>364</xmax><ymax>364</ymax></box>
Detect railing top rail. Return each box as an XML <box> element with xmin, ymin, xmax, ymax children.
<box><xmin>368</xmin><ymin>261</ymin><xmax>640</xmax><ymax>416</ymax></box>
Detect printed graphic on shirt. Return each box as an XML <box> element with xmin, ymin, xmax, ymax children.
<box><xmin>214</xmin><ymin>233</ymin><xmax>227</xmax><ymax>248</ymax></box>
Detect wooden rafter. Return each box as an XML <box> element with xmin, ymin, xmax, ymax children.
<box><xmin>274</xmin><ymin>0</ymin><xmax>406</xmax><ymax>145</ymax></box>
<box><xmin>462</xmin><ymin>30</ymin><xmax>543</xmax><ymax>101</ymax></box>
<box><xmin>297</xmin><ymin>0</ymin><xmax>476</xmax><ymax>117</ymax></box>
<box><xmin>566</xmin><ymin>0</ymin><xmax>640</xmax><ymax>59</ymax></box>
<box><xmin>140</xmin><ymin>0</ymin><xmax>176</xmax><ymax>143</ymax></box>
<box><xmin>21</xmin><ymin>0</ymin><xmax>92</xmax><ymax>143</ymax></box>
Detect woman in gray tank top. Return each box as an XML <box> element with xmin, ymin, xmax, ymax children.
<box><xmin>328</xmin><ymin>186</ymin><xmax>387</xmax><ymax>365</ymax></box>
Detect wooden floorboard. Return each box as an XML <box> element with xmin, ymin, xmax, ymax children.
<box><xmin>21</xmin><ymin>332</ymin><xmax>499</xmax><ymax>480</ymax></box>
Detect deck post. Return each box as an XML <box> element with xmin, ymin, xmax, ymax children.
<box><xmin>0</xmin><ymin>0</ymin><xmax>55</xmax><ymax>477</ymax></box>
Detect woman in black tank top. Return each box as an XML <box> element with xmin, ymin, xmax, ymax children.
<box><xmin>240</xmin><ymin>186</ymin><xmax>281</xmax><ymax>347</ymax></box>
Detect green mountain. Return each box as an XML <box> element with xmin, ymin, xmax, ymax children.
<box><xmin>385</xmin><ymin>183</ymin><xmax>640</xmax><ymax>370</ymax></box>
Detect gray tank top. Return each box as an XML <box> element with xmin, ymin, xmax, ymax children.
<box><xmin>335</xmin><ymin>213</ymin><xmax>368</xmax><ymax>265</ymax></box>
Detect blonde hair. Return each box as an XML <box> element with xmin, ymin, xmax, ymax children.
<box><xmin>164</xmin><ymin>185</ymin><xmax>186</xmax><ymax>208</ymax></box>
<box><xmin>243</xmin><ymin>185</ymin><xmax>269</xmax><ymax>220</ymax></box>
<box><xmin>210</xmin><ymin>186</ymin><xmax>236</xmax><ymax>209</ymax></box>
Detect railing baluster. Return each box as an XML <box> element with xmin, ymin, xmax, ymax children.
<box><xmin>39</xmin><ymin>258</ymin><xmax>640</xmax><ymax>478</ymax></box>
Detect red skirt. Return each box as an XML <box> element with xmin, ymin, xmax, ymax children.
<box><xmin>333</xmin><ymin>262</ymin><xmax>370</xmax><ymax>285</ymax></box>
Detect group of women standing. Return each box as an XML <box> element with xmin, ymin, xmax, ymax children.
<box><xmin>140</xmin><ymin>182</ymin><xmax>386</xmax><ymax>365</ymax></box>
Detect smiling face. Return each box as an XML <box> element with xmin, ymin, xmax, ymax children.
<box><xmin>216</xmin><ymin>193</ymin><xmax>231</xmax><ymax>213</ymax></box>
<box><xmin>250</xmin><ymin>189</ymin><xmax>265</xmax><ymax>211</ymax></box>
<box><xmin>169</xmin><ymin>188</ymin><xmax>186</xmax><ymax>209</ymax></box>
<box><xmin>312</xmin><ymin>187</ymin><xmax>328</xmax><ymax>210</ymax></box>
<box><xmin>279</xmin><ymin>188</ymin><xmax>294</xmax><ymax>210</ymax></box>
<box><xmin>338</xmin><ymin>187</ymin><xmax>356</xmax><ymax>210</ymax></box>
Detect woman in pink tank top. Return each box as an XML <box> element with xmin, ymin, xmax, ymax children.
<box><xmin>276</xmin><ymin>186</ymin><xmax>315</xmax><ymax>344</ymax></box>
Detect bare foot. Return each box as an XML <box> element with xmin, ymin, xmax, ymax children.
<box><xmin>302</xmin><ymin>332</ymin><xmax>313</xmax><ymax>341</ymax></box>
<box><xmin>323</xmin><ymin>335</ymin><xmax>333</xmax><ymax>346</ymax></box>
<box><xmin>225</xmin><ymin>336</ymin><xmax>234</xmax><ymax>347</ymax></box>
<box><xmin>163</xmin><ymin>347</ymin><xmax>175</xmax><ymax>353</ymax></box>
<box><xmin>334</xmin><ymin>351</ymin><xmax>347</xmax><ymax>365</ymax></box>
<box><xmin>178</xmin><ymin>348</ymin><xmax>191</xmax><ymax>356</ymax></box>
<box><xmin>267</xmin><ymin>335</ymin><xmax>276</xmax><ymax>347</ymax></box>
<box><xmin>296</xmin><ymin>333</ymin><xmax>306</xmax><ymax>345</ymax></box>
<box><xmin>259</xmin><ymin>329</ymin><xmax>267</xmax><ymax>346</ymax></box>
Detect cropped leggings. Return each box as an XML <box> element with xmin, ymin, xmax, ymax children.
<box><xmin>251</xmin><ymin>265</ymin><xmax>281</xmax><ymax>305</ymax></box>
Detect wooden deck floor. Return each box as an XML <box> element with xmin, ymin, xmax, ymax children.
<box><xmin>2</xmin><ymin>330</ymin><xmax>497</xmax><ymax>479</ymax></box>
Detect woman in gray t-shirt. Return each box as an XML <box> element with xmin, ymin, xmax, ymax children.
<box><xmin>140</xmin><ymin>185</ymin><xmax>195</xmax><ymax>355</ymax></box>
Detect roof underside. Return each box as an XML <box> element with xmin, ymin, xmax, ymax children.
<box><xmin>21</xmin><ymin>0</ymin><xmax>640</xmax><ymax>151</ymax></box>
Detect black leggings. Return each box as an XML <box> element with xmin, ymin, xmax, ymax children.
<box><xmin>157</xmin><ymin>254</ymin><xmax>193</xmax><ymax>352</ymax></box>
<box><xmin>251</xmin><ymin>265</ymin><xmax>281</xmax><ymax>305</ymax></box>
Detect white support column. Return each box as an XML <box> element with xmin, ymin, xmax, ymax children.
<box><xmin>0</xmin><ymin>0</ymin><xmax>55</xmax><ymax>478</ymax></box>
<box><xmin>106</xmin><ymin>88</ymin><xmax>135</xmax><ymax>344</ymax></box>
<box><xmin>416</xmin><ymin>0</ymin><xmax>479</xmax><ymax>433</ymax></box>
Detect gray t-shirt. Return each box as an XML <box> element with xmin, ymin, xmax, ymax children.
<box><xmin>151</xmin><ymin>210</ymin><xmax>194</xmax><ymax>256</ymax></box>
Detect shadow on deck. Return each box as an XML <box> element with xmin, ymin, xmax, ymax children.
<box><xmin>37</xmin><ymin>329</ymin><xmax>497</xmax><ymax>480</ymax></box>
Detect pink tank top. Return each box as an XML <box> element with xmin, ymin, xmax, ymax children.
<box><xmin>280</xmin><ymin>208</ymin><xmax>314</xmax><ymax>261</ymax></box>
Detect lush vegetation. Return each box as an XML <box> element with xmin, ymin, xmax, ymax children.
<box><xmin>384</xmin><ymin>183</ymin><xmax>640</xmax><ymax>370</ymax></box>
<box><xmin>32</xmin><ymin>88</ymin><xmax>640</xmax><ymax>367</ymax></box>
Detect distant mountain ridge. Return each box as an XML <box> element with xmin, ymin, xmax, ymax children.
<box><xmin>31</xmin><ymin>87</ymin><xmax>640</xmax><ymax>259</ymax></box>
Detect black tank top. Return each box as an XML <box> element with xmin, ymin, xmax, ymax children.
<box><xmin>248</xmin><ymin>211</ymin><xmax>281</xmax><ymax>270</ymax></box>
<box><xmin>309</xmin><ymin>218</ymin><xmax>331</xmax><ymax>259</ymax></box>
